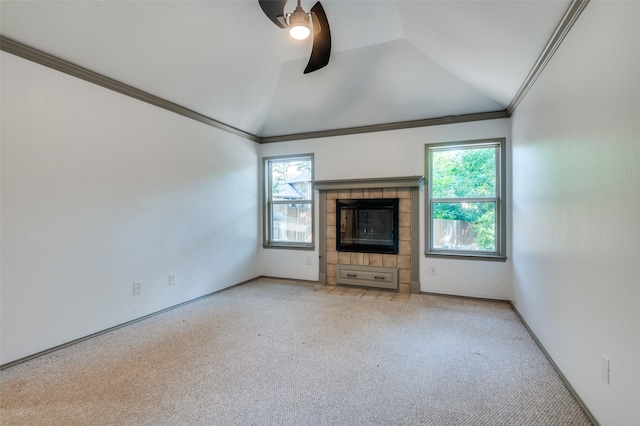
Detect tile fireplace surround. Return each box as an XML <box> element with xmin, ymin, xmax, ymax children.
<box><xmin>314</xmin><ymin>176</ymin><xmax>423</xmax><ymax>294</ymax></box>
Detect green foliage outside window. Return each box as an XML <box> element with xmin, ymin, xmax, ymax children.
<box><xmin>431</xmin><ymin>147</ymin><xmax>497</xmax><ymax>251</ymax></box>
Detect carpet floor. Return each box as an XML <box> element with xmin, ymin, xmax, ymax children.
<box><xmin>0</xmin><ymin>278</ymin><xmax>592</xmax><ymax>425</ymax></box>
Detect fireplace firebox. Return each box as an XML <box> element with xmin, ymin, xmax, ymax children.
<box><xmin>336</xmin><ymin>198</ymin><xmax>399</xmax><ymax>254</ymax></box>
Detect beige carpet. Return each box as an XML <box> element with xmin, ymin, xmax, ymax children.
<box><xmin>1</xmin><ymin>278</ymin><xmax>592</xmax><ymax>425</ymax></box>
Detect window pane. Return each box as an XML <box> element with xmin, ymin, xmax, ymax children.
<box><xmin>431</xmin><ymin>147</ymin><xmax>496</xmax><ymax>198</ymax></box>
<box><xmin>271</xmin><ymin>160</ymin><xmax>312</xmax><ymax>201</ymax></box>
<box><xmin>432</xmin><ymin>202</ymin><xmax>496</xmax><ymax>251</ymax></box>
<box><xmin>271</xmin><ymin>203</ymin><xmax>312</xmax><ymax>243</ymax></box>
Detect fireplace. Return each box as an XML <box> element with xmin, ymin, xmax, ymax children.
<box><xmin>336</xmin><ymin>198</ymin><xmax>399</xmax><ymax>254</ymax></box>
<box><xmin>314</xmin><ymin>176</ymin><xmax>422</xmax><ymax>293</ymax></box>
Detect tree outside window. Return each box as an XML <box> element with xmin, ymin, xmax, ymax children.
<box><xmin>426</xmin><ymin>139</ymin><xmax>506</xmax><ymax>259</ymax></box>
<box><xmin>263</xmin><ymin>155</ymin><xmax>314</xmax><ymax>249</ymax></box>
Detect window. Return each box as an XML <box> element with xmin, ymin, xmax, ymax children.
<box><xmin>263</xmin><ymin>154</ymin><xmax>314</xmax><ymax>249</ymax></box>
<box><xmin>425</xmin><ymin>139</ymin><xmax>506</xmax><ymax>259</ymax></box>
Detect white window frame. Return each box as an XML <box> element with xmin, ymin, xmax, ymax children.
<box><xmin>262</xmin><ymin>154</ymin><xmax>315</xmax><ymax>250</ymax></box>
<box><xmin>425</xmin><ymin>138</ymin><xmax>507</xmax><ymax>260</ymax></box>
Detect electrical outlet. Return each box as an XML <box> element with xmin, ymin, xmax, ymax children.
<box><xmin>429</xmin><ymin>266</ymin><xmax>437</xmax><ymax>275</ymax></box>
<box><xmin>600</xmin><ymin>353</ymin><xmax>610</xmax><ymax>384</ymax></box>
<box><xmin>133</xmin><ymin>281</ymin><xmax>142</xmax><ymax>295</ymax></box>
<box><xmin>306</xmin><ymin>257</ymin><xmax>312</xmax><ymax>266</ymax></box>
<box><xmin>169</xmin><ymin>274</ymin><xmax>176</xmax><ymax>286</ymax></box>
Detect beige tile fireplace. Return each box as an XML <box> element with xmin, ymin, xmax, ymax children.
<box><xmin>314</xmin><ymin>176</ymin><xmax>423</xmax><ymax>293</ymax></box>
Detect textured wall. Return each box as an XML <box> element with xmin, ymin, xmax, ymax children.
<box><xmin>511</xmin><ymin>2</ymin><xmax>640</xmax><ymax>424</ymax></box>
<box><xmin>1</xmin><ymin>53</ymin><xmax>261</xmax><ymax>364</ymax></box>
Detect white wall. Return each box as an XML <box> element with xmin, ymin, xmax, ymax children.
<box><xmin>0</xmin><ymin>53</ymin><xmax>261</xmax><ymax>364</ymax></box>
<box><xmin>260</xmin><ymin>119</ymin><xmax>513</xmax><ymax>299</ymax></box>
<box><xmin>511</xmin><ymin>2</ymin><xmax>640</xmax><ymax>424</ymax></box>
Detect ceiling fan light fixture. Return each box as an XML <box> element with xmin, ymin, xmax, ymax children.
<box><xmin>288</xmin><ymin>6</ymin><xmax>311</xmax><ymax>40</ymax></box>
<box><xmin>289</xmin><ymin>25</ymin><xmax>310</xmax><ymax>40</ymax></box>
<box><xmin>259</xmin><ymin>0</ymin><xmax>331</xmax><ymax>73</ymax></box>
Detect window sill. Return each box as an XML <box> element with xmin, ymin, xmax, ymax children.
<box><xmin>263</xmin><ymin>244</ymin><xmax>315</xmax><ymax>251</ymax></box>
<box><xmin>424</xmin><ymin>251</ymin><xmax>507</xmax><ymax>262</ymax></box>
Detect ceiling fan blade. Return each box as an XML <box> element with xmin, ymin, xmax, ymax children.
<box><xmin>304</xmin><ymin>2</ymin><xmax>331</xmax><ymax>74</ymax></box>
<box><xmin>259</xmin><ymin>0</ymin><xmax>288</xmax><ymax>29</ymax></box>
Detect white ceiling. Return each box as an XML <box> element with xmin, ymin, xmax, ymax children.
<box><xmin>0</xmin><ymin>0</ymin><xmax>572</xmax><ymax>139</ymax></box>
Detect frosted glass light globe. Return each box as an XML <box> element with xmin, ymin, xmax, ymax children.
<box><xmin>290</xmin><ymin>25</ymin><xmax>311</xmax><ymax>40</ymax></box>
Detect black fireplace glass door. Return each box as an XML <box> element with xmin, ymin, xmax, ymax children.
<box><xmin>336</xmin><ymin>199</ymin><xmax>399</xmax><ymax>254</ymax></box>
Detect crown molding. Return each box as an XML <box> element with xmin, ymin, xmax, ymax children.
<box><xmin>507</xmin><ymin>0</ymin><xmax>590</xmax><ymax>115</ymax></box>
<box><xmin>0</xmin><ymin>36</ymin><xmax>509</xmax><ymax>145</ymax></box>
<box><xmin>261</xmin><ymin>110</ymin><xmax>510</xmax><ymax>144</ymax></box>
<box><xmin>2</xmin><ymin>0</ymin><xmax>589</xmax><ymax>147</ymax></box>
<box><xmin>0</xmin><ymin>36</ymin><xmax>262</xmax><ymax>143</ymax></box>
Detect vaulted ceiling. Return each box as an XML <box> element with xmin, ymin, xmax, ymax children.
<box><xmin>1</xmin><ymin>0</ymin><xmax>574</xmax><ymax>140</ymax></box>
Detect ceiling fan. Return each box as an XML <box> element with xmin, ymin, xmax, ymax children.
<box><xmin>258</xmin><ymin>0</ymin><xmax>331</xmax><ymax>74</ymax></box>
